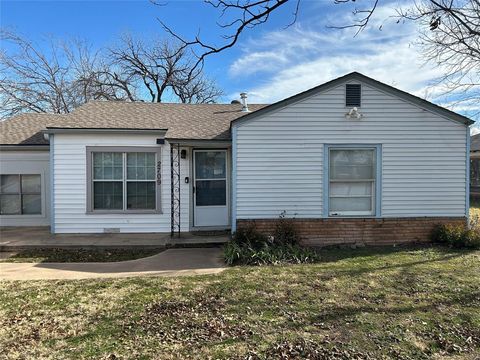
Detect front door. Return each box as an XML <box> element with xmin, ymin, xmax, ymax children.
<box><xmin>193</xmin><ymin>150</ymin><xmax>229</xmax><ymax>227</ymax></box>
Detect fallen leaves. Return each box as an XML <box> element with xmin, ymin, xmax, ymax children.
<box><xmin>121</xmin><ymin>294</ymin><xmax>252</xmax><ymax>345</ymax></box>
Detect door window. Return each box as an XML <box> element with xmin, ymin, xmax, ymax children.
<box><xmin>195</xmin><ymin>151</ymin><xmax>227</xmax><ymax>207</ymax></box>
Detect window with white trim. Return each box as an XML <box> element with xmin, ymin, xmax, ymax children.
<box><xmin>0</xmin><ymin>174</ymin><xmax>42</xmax><ymax>215</ymax></box>
<box><xmin>328</xmin><ymin>147</ymin><xmax>377</xmax><ymax>216</ymax></box>
<box><xmin>90</xmin><ymin>150</ymin><xmax>160</xmax><ymax>212</ymax></box>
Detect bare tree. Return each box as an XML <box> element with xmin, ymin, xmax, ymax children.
<box><xmin>400</xmin><ymin>1</ymin><xmax>480</xmax><ymax>117</ymax></box>
<box><xmin>158</xmin><ymin>0</ymin><xmax>301</xmax><ymax>74</ymax></box>
<box><xmin>107</xmin><ymin>35</ymin><xmax>223</xmax><ymax>103</ymax></box>
<box><xmin>0</xmin><ymin>31</ymin><xmax>223</xmax><ymax>119</ymax></box>
<box><xmin>0</xmin><ymin>30</ymin><xmax>131</xmax><ymax>118</ymax></box>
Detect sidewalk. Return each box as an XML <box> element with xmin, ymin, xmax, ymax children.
<box><xmin>0</xmin><ymin>248</ymin><xmax>227</xmax><ymax>280</ymax></box>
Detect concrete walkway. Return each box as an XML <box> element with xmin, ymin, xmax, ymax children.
<box><xmin>0</xmin><ymin>248</ymin><xmax>227</xmax><ymax>280</ymax></box>
<box><xmin>0</xmin><ymin>227</ymin><xmax>230</xmax><ymax>251</ymax></box>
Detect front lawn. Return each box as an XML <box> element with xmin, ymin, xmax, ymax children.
<box><xmin>1</xmin><ymin>246</ymin><xmax>479</xmax><ymax>359</ymax></box>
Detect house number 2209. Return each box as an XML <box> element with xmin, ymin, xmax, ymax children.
<box><xmin>156</xmin><ymin>161</ymin><xmax>161</xmax><ymax>185</ymax></box>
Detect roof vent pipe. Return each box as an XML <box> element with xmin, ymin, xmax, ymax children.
<box><xmin>240</xmin><ymin>92</ymin><xmax>249</xmax><ymax>112</ymax></box>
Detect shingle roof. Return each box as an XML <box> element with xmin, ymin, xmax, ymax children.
<box><xmin>0</xmin><ymin>113</ymin><xmax>65</xmax><ymax>146</ymax></box>
<box><xmin>48</xmin><ymin>101</ymin><xmax>267</xmax><ymax>140</ymax></box>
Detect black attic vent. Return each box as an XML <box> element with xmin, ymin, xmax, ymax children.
<box><xmin>346</xmin><ymin>84</ymin><xmax>361</xmax><ymax>107</ymax></box>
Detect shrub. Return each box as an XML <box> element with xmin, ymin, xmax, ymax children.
<box><xmin>232</xmin><ymin>222</ymin><xmax>268</xmax><ymax>248</ymax></box>
<box><xmin>431</xmin><ymin>223</ymin><xmax>480</xmax><ymax>249</ymax></box>
<box><xmin>226</xmin><ymin>213</ymin><xmax>319</xmax><ymax>266</ymax></box>
<box><xmin>272</xmin><ymin>211</ymin><xmax>300</xmax><ymax>246</ymax></box>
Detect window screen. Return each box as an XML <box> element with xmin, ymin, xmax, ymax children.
<box><xmin>346</xmin><ymin>84</ymin><xmax>361</xmax><ymax>107</ymax></box>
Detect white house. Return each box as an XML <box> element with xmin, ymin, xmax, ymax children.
<box><xmin>0</xmin><ymin>72</ymin><xmax>472</xmax><ymax>246</ymax></box>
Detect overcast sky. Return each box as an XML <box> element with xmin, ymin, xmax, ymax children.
<box><xmin>1</xmin><ymin>0</ymin><xmax>478</xmax><ymax>128</ymax></box>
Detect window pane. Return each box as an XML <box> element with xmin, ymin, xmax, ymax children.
<box><xmin>21</xmin><ymin>175</ymin><xmax>41</xmax><ymax>193</ymax></box>
<box><xmin>196</xmin><ymin>180</ymin><xmax>226</xmax><ymax>206</ymax></box>
<box><xmin>127</xmin><ymin>152</ymin><xmax>137</xmax><ymax>166</ymax></box>
<box><xmin>330</xmin><ymin>197</ymin><xmax>372</xmax><ymax>212</ymax></box>
<box><xmin>22</xmin><ymin>194</ymin><xmax>41</xmax><ymax>214</ymax></box>
<box><xmin>1</xmin><ymin>175</ymin><xmax>20</xmax><ymax>194</ymax></box>
<box><xmin>127</xmin><ymin>153</ymin><xmax>155</xmax><ymax>180</ymax></box>
<box><xmin>93</xmin><ymin>182</ymin><xmax>123</xmax><ymax>210</ymax></box>
<box><xmin>94</xmin><ymin>167</ymin><xmax>103</xmax><ymax>179</ymax></box>
<box><xmin>330</xmin><ymin>149</ymin><xmax>375</xmax><ymax>180</ymax></box>
<box><xmin>93</xmin><ymin>153</ymin><xmax>123</xmax><ymax>180</ymax></box>
<box><xmin>103</xmin><ymin>152</ymin><xmax>113</xmax><ymax>166</ymax></box>
<box><xmin>195</xmin><ymin>151</ymin><xmax>226</xmax><ymax>179</ymax></box>
<box><xmin>93</xmin><ymin>153</ymin><xmax>103</xmax><ymax>166</ymax></box>
<box><xmin>127</xmin><ymin>182</ymin><xmax>155</xmax><ymax>209</ymax></box>
<box><xmin>146</xmin><ymin>153</ymin><xmax>155</xmax><ymax>167</ymax></box>
<box><xmin>114</xmin><ymin>153</ymin><xmax>123</xmax><ymax>166</ymax></box>
<box><xmin>330</xmin><ymin>182</ymin><xmax>372</xmax><ymax>197</ymax></box>
<box><xmin>0</xmin><ymin>194</ymin><xmax>21</xmax><ymax>214</ymax></box>
<box><xmin>114</xmin><ymin>167</ymin><xmax>123</xmax><ymax>179</ymax></box>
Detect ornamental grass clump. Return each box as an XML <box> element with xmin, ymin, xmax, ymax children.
<box><xmin>224</xmin><ymin>213</ymin><xmax>319</xmax><ymax>266</ymax></box>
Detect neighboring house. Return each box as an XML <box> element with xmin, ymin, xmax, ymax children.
<box><xmin>0</xmin><ymin>72</ymin><xmax>472</xmax><ymax>246</ymax></box>
<box><xmin>470</xmin><ymin>134</ymin><xmax>480</xmax><ymax>198</ymax></box>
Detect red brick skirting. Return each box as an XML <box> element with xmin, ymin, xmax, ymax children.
<box><xmin>237</xmin><ymin>217</ymin><xmax>467</xmax><ymax>247</ymax></box>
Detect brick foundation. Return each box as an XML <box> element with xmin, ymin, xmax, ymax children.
<box><xmin>237</xmin><ymin>217</ymin><xmax>467</xmax><ymax>247</ymax></box>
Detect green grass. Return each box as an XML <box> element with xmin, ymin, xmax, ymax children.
<box><xmin>1</xmin><ymin>245</ymin><xmax>479</xmax><ymax>359</ymax></box>
<box><xmin>0</xmin><ymin>248</ymin><xmax>164</xmax><ymax>263</ymax></box>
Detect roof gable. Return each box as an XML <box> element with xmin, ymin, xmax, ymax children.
<box><xmin>232</xmin><ymin>72</ymin><xmax>474</xmax><ymax>127</ymax></box>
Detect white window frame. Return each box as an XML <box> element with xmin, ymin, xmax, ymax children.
<box><xmin>325</xmin><ymin>145</ymin><xmax>381</xmax><ymax>218</ymax></box>
<box><xmin>86</xmin><ymin>146</ymin><xmax>162</xmax><ymax>214</ymax></box>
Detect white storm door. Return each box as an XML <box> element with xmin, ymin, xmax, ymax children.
<box><xmin>193</xmin><ymin>150</ymin><xmax>229</xmax><ymax>227</ymax></box>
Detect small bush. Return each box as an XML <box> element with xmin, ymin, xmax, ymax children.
<box><xmin>431</xmin><ymin>223</ymin><xmax>480</xmax><ymax>249</ymax></box>
<box><xmin>232</xmin><ymin>222</ymin><xmax>268</xmax><ymax>248</ymax></box>
<box><xmin>226</xmin><ymin>213</ymin><xmax>319</xmax><ymax>266</ymax></box>
<box><xmin>272</xmin><ymin>211</ymin><xmax>300</xmax><ymax>246</ymax></box>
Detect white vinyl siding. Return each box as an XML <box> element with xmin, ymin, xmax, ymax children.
<box><xmin>234</xmin><ymin>81</ymin><xmax>467</xmax><ymax>219</ymax></box>
<box><xmin>52</xmin><ymin>134</ymin><xmax>190</xmax><ymax>233</ymax></box>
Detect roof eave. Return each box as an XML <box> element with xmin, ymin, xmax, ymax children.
<box><xmin>165</xmin><ymin>138</ymin><xmax>232</xmax><ymax>146</ymax></box>
<box><xmin>0</xmin><ymin>144</ymin><xmax>50</xmax><ymax>151</ymax></box>
<box><xmin>43</xmin><ymin>127</ymin><xmax>168</xmax><ymax>136</ymax></box>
